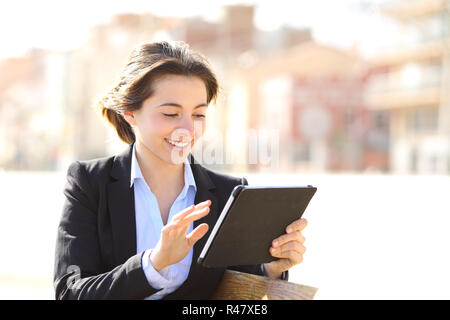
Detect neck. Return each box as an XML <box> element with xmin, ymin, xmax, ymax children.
<box><xmin>134</xmin><ymin>140</ymin><xmax>185</xmax><ymax>193</ymax></box>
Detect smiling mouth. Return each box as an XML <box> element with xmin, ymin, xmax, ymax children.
<box><xmin>165</xmin><ymin>138</ymin><xmax>192</xmax><ymax>148</ymax></box>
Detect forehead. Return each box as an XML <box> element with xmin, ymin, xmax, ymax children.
<box><xmin>150</xmin><ymin>74</ymin><xmax>207</xmax><ymax>102</ymax></box>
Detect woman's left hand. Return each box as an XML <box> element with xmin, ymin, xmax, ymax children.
<box><xmin>263</xmin><ymin>218</ymin><xmax>308</xmax><ymax>279</ymax></box>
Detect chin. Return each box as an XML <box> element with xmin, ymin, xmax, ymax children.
<box><xmin>166</xmin><ymin>151</ymin><xmax>191</xmax><ymax>165</ymax></box>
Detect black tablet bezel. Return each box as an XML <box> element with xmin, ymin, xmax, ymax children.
<box><xmin>197</xmin><ymin>185</ymin><xmax>316</xmax><ymax>268</ymax></box>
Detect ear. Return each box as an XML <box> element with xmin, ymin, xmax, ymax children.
<box><xmin>123</xmin><ymin>110</ymin><xmax>137</xmax><ymax>126</ymax></box>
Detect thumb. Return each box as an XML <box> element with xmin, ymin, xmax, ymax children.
<box><xmin>271</xmin><ymin>258</ymin><xmax>292</xmax><ymax>273</ymax></box>
<box><xmin>186</xmin><ymin>223</ymin><xmax>209</xmax><ymax>247</ymax></box>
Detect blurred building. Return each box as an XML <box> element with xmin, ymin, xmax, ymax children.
<box><xmin>366</xmin><ymin>0</ymin><xmax>450</xmax><ymax>174</ymax></box>
<box><xmin>224</xmin><ymin>42</ymin><xmax>389</xmax><ymax>173</ymax></box>
<box><xmin>178</xmin><ymin>6</ymin><xmax>311</xmax><ymax>58</ymax></box>
<box><xmin>0</xmin><ymin>49</ymin><xmax>67</xmax><ymax>170</ymax></box>
<box><xmin>0</xmin><ymin>4</ymin><xmax>390</xmax><ymax>174</ymax></box>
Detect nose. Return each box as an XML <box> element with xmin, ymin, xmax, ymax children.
<box><xmin>171</xmin><ymin>115</ymin><xmax>194</xmax><ymax>142</ymax></box>
<box><xmin>180</xmin><ymin>114</ymin><xmax>194</xmax><ymax>136</ymax></box>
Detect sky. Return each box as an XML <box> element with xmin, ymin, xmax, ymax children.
<box><xmin>0</xmin><ymin>0</ymin><xmax>394</xmax><ymax>60</ymax></box>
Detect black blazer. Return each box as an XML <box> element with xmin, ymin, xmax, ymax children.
<box><xmin>53</xmin><ymin>144</ymin><xmax>266</xmax><ymax>300</ymax></box>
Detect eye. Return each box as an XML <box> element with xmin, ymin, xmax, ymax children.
<box><xmin>162</xmin><ymin>113</ymin><xmax>205</xmax><ymax>118</ymax></box>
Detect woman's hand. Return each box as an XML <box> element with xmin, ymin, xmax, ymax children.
<box><xmin>263</xmin><ymin>218</ymin><xmax>308</xmax><ymax>279</ymax></box>
<box><xmin>150</xmin><ymin>200</ymin><xmax>211</xmax><ymax>271</ymax></box>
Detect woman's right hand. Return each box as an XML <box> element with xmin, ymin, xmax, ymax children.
<box><xmin>150</xmin><ymin>200</ymin><xmax>211</xmax><ymax>271</ymax></box>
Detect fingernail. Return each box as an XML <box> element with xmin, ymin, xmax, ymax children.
<box><xmin>196</xmin><ymin>200</ymin><xmax>209</xmax><ymax>207</ymax></box>
<box><xmin>287</xmin><ymin>227</ymin><xmax>293</xmax><ymax>233</ymax></box>
<box><xmin>273</xmin><ymin>240</ymin><xmax>278</xmax><ymax>246</ymax></box>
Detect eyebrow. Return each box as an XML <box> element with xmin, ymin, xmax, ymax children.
<box><xmin>157</xmin><ymin>102</ymin><xmax>208</xmax><ymax>109</ymax></box>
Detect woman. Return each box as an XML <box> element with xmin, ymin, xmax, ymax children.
<box><xmin>53</xmin><ymin>41</ymin><xmax>307</xmax><ymax>300</ymax></box>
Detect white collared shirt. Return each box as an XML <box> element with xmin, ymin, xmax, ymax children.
<box><xmin>130</xmin><ymin>143</ymin><xmax>197</xmax><ymax>300</ymax></box>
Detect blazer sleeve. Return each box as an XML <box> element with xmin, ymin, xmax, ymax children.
<box><xmin>53</xmin><ymin>161</ymin><xmax>160</xmax><ymax>300</ymax></box>
<box><xmin>226</xmin><ymin>176</ymin><xmax>289</xmax><ymax>281</ymax></box>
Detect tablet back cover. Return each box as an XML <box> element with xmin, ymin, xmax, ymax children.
<box><xmin>200</xmin><ymin>186</ymin><xmax>316</xmax><ymax>268</ymax></box>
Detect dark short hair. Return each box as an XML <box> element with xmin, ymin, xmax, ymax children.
<box><xmin>98</xmin><ymin>41</ymin><xmax>219</xmax><ymax>144</ymax></box>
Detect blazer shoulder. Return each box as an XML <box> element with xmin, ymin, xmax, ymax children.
<box><xmin>66</xmin><ymin>154</ymin><xmax>116</xmax><ymax>187</ymax></box>
<box><xmin>201</xmin><ymin>165</ymin><xmax>248</xmax><ymax>189</ymax></box>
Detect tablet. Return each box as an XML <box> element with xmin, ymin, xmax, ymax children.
<box><xmin>198</xmin><ymin>185</ymin><xmax>317</xmax><ymax>268</ymax></box>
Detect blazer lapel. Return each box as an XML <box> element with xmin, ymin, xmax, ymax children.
<box><xmin>108</xmin><ymin>144</ymin><xmax>137</xmax><ymax>265</ymax></box>
<box><xmin>190</xmin><ymin>158</ymin><xmax>218</xmax><ymax>263</ymax></box>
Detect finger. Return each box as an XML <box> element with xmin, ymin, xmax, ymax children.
<box><xmin>186</xmin><ymin>223</ymin><xmax>209</xmax><ymax>247</ymax></box>
<box><xmin>194</xmin><ymin>199</ymin><xmax>212</xmax><ymax>209</ymax></box>
<box><xmin>269</xmin><ymin>249</ymin><xmax>303</xmax><ymax>264</ymax></box>
<box><xmin>168</xmin><ymin>207</ymin><xmax>210</xmax><ymax>235</ymax></box>
<box><xmin>271</xmin><ymin>241</ymin><xmax>306</xmax><ymax>256</ymax></box>
<box><xmin>270</xmin><ymin>258</ymin><xmax>295</xmax><ymax>272</ymax></box>
<box><xmin>173</xmin><ymin>200</ymin><xmax>211</xmax><ymax>222</ymax></box>
<box><xmin>286</xmin><ymin>218</ymin><xmax>308</xmax><ymax>233</ymax></box>
<box><xmin>272</xmin><ymin>231</ymin><xmax>305</xmax><ymax>248</ymax></box>
<box><xmin>178</xmin><ymin>206</ymin><xmax>210</xmax><ymax>228</ymax></box>
<box><xmin>172</xmin><ymin>204</ymin><xmax>196</xmax><ymax>222</ymax></box>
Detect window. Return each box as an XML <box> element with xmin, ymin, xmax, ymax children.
<box><xmin>404</xmin><ymin>12</ymin><xmax>445</xmax><ymax>46</ymax></box>
<box><xmin>406</xmin><ymin>106</ymin><xmax>438</xmax><ymax>134</ymax></box>
<box><xmin>292</xmin><ymin>143</ymin><xmax>310</xmax><ymax>162</ymax></box>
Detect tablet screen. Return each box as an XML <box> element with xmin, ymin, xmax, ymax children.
<box><xmin>198</xmin><ymin>185</ymin><xmax>316</xmax><ymax>268</ymax></box>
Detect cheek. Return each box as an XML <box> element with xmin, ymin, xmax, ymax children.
<box><xmin>194</xmin><ymin>119</ymin><xmax>207</xmax><ymax>137</ymax></box>
<box><xmin>138</xmin><ymin>114</ymin><xmax>173</xmax><ymax>137</ymax></box>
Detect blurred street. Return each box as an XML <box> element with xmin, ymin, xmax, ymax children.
<box><xmin>1</xmin><ymin>170</ymin><xmax>449</xmax><ymax>299</ymax></box>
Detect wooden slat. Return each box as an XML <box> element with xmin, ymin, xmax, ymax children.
<box><xmin>212</xmin><ymin>270</ymin><xmax>318</xmax><ymax>300</ymax></box>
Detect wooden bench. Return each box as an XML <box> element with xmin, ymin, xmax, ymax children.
<box><xmin>212</xmin><ymin>270</ymin><xmax>318</xmax><ymax>300</ymax></box>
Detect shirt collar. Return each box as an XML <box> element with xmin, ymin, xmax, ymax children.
<box><xmin>130</xmin><ymin>143</ymin><xmax>196</xmax><ymax>195</ymax></box>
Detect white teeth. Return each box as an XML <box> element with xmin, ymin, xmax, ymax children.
<box><xmin>167</xmin><ymin>139</ymin><xmax>190</xmax><ymax>147</ymax></box>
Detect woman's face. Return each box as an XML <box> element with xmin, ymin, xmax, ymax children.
<box><xmin>125</xmin><ymin>74</ymin><xmax>208</xmax><ymax>165</ymax></box>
